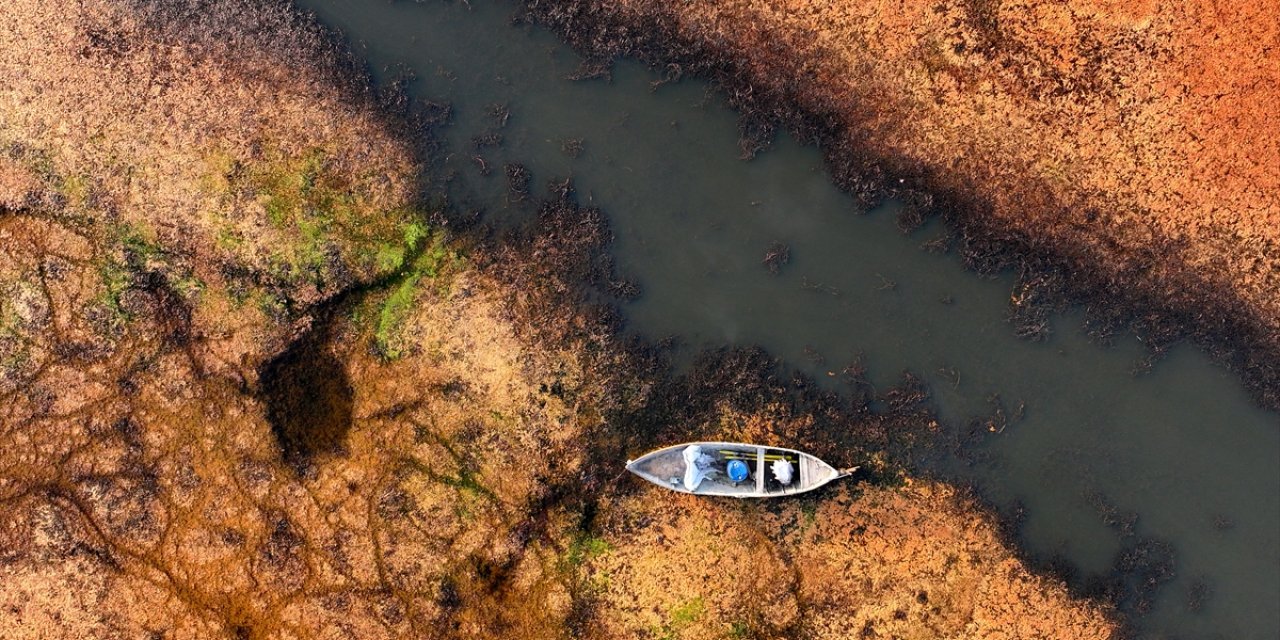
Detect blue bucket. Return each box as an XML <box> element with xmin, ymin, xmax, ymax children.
<box><xmin>727</xmin><ymin>459</ymin><xmax>749</xmax><ymax>483</ymax></box>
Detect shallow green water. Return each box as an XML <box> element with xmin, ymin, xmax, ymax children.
<box><xmin>296</xmin><ymin>1</ymin><xmax>1279</xmax><ymax>637</ymax></box>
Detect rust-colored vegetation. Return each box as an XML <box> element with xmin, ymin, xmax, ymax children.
<box><xmin>1</xmin><ymin>0</ymin><xmax>1118</xmax><ymax>638</ymax></box>
<box><xmin>581</xmin><ymin>483</ymin><xmax>1113</xmax><ymax>639</ymax></box>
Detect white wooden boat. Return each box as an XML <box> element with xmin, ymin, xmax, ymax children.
<box><xmin>626</xmin><ymin>441</ymin><xmax>856</xmax><ymax>498</ymax></box>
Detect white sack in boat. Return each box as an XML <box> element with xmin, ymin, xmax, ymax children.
<box><xmin>772</xmin><ymin>458</ymin><xmax>794</xmax><ymax>485</ymax></box>
<box><xmin>682</xmin><ymin>445</ymin><xmax>716</xmax><ymax>491</ymax></box>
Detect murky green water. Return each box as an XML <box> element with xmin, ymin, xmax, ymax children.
<box><xmin>296</xmin><ymin>1</ymin><xmax>1278</xmax><ymax>637</ymax></box>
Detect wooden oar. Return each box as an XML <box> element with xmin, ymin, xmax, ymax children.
<box><xmin>718</xmin><ymin>450</ymin><xmax>795</xmax><ymax>462</ymax></box>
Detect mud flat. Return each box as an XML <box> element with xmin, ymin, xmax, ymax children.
<box><xmin>519</xmin><ymin>0</ymin><xmax>1280</xmax><ymax>409</ymax></box>
<box><xmin>0</xmin><ymin>0</ymin><xmax>1121</xmax><ymax>637</ymax></box>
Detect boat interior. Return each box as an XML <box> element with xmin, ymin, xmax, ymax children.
<box><xmin>629</xmin><ymin>444</ymin><xmax>824</xmax><ymax>496</ymax></box>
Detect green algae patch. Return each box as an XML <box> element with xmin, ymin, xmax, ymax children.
<box><xmin>88</xmin><ymin>222</ymin><xmax>165</xmax><ymax>327</ymax></box>
<box><xmin>253</xmin><ymin>149</ymin><xmax>340</xmax><ymax>281</ymax></box>
<box><xmin>56</xmin><ymin>173</ymin><xmax>90</xmax><ymax>210</ymax></box>
<box><xmin>565</xmin><ymin>533</ymin><xmax>612</xmax><ymax>569</ymax></box>
<box><xmin>113</xmin><ymin>221</ymin><xmax>162</xmax><ymax>263</ymax></box>
<box><xmin>197</xmin><ymin>143</ymin><xmax>423</xmax><ymax>313</ymax></box>
<box><xmin>658</xmin><ymin>597</ymin><xmax>706</xmax><ymax>640</ymax></box>
<box><xmin>367</xmin><ymin>220</ymin><xmax>431</xmax><ymax>275</ymax></box>
<box><xmin>374</xmin><ymin>229</ymin><xmax>464</xmax><ymax>360</ymax></box>
<box><xmin>92</xmin><ymin>257</ymin><xmax>134</xmax><ymax>327</ymax></box>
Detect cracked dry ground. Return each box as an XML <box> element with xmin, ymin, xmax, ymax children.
<box><xmin>2</xmin><ymin>0</ymin><xmax>1116</xmax><ymax>638</ymax></box>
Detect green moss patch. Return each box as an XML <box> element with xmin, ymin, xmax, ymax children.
<box><xmin>374</xmin><ymin>228</ymin><xmax>462</xmax><ymax>360</ymax></box>
<box><xmin>657</xmin><ymin>597</ymin><xmax>706</xmax><ymax>640</ymax></box>
<box><xmin>202</xmin><ymin>145</ymin><xmax>420</xmax><ymax>298</ymax></box>
<box><xmin>565</xmin><ymin>533</ymin><xmax>612</xmax><ymax>569</ymax></box>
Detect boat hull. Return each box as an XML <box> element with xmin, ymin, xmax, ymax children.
<box><xmin>625</xmin><ymin>441</ymin><xmax>853</xmax><ymax>498</ymax></box>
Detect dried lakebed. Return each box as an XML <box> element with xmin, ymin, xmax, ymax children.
<box><xmin>295</xmin><ymin>1</ymin><xmax>1279</xmax><ymax>638</ymax></box>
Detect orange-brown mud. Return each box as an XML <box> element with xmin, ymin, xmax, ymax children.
<box><xmin>0</xmin><ymin>0</ymin><xmax>1119</xmax><ymax>637</ymax></box>
<box><xmin>520</xmin><ymin>0</ymin><xmax>1280</xmax><ymax>408</ymax></box>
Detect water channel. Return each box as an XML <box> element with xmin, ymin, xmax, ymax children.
<box><xmin>296</xmin><ymin>1</ymin><xmax>1279</xmax><ymax>637</ymax></box>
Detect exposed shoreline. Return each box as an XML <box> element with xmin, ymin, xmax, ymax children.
<box><xmin>517</xmin><ymin>0</ymin><xmax>1280</xmax><ymax>411</ymax></box>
